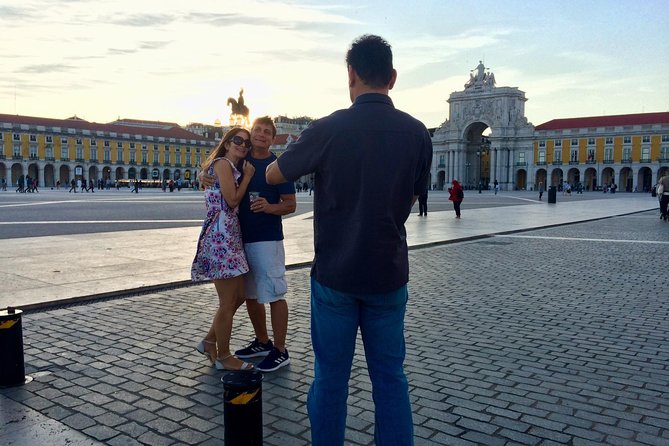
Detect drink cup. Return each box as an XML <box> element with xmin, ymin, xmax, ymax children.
<box><xmin>249</xmin><ymin>191</ymin><xmax>259</xmax><ymax>202</ymax></box>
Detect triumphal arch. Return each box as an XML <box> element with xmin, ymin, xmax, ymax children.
<box><xmin>431</xmin><ymin>62</ymin><xmax>535</xmax><ymax>191</ymax></box>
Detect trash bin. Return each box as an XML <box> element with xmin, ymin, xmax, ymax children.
<box><xmin>222</xmin><ymin>371</ymin><xmax>264</xmax><ymax>445</ymax></box>
<box><xmin>548</xmin><ymin>186</ymin><xmax>557</xmax><ymax>204</ymax></box>
<box><xmin>0</xmin><ymin>308</ymin><xmax>27</xmax><ymax>387</ymax></box>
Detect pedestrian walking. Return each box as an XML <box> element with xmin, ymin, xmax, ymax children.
<box><xmin>448</xmin><ymin>179</ymin><xmax>464</xmax><ymax>218</ymax></box>
<box><xmin>539</xmin><ymin>181</ymin><xmax>544</xmax><ymax>200</ymax></box>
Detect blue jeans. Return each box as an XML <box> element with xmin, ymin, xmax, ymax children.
<box><xmin>307</xmin><ymin>278</ymin><xmax>413</xmax><ymax>446</ymax></box>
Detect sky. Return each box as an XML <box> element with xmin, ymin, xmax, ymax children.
<box><xmin>1</xmin><ymin>0</ymin><xmax>668</xmax><ymax>129</ymax></box>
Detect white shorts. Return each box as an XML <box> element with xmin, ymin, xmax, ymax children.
<box><xmin>244</xmin><ymin>240</ymin><xmax>288</xmax><ymax>304</ymax></box>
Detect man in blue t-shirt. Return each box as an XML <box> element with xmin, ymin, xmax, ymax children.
<box><xmin>201</xmin><ymin>116</ymin><xmax>296</xmax><ymax>373</ymax></box>
<box><xmin>267</xmin><ymin>35</ymin><xmax>432</xmax><ymax>446</ymax></box>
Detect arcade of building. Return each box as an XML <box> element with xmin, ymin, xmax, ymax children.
<box><xmin>1</xmin><ymin>63</ymin><xmax>668</xmax><ymax>191</ymax></box>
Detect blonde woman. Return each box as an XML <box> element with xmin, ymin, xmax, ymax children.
<box><xmin>191</xmin><ymin>127</ymin><xmax>255</xmax><ymax>370</ymax></box>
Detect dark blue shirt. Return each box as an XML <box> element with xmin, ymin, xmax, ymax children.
<box><xmin>277</xmin><ymin>93</ymin><xmax>433</xmax><ymax>294</ymax></box>
<box><xmin>239</xmin><ymin>152</ymin><xmax>295</xmax><ymax>243</ymax></box>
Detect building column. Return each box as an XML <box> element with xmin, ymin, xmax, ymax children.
<box><xmin>39</xmin><ymin>164</ymin><xmax>46</xmax><ymax>188</ymax></box>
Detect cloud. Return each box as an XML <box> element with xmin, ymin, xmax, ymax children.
<box><xmin>107</xmin><ymin>48</ymin><xmax>138</xmax><ymax>55</ymax></box>
<box><xmin>0</xmin><ymin>5</ymin><xmax>36</xmax><ymax>21</ymax></box>
<box><xmin>139</xmin><ymin>41</ymin><xmax>172</xmax><ymax>50</ymax></box>
<box><xmin>17</xmin><ymin>64</ymin><xmax>77</xmax><ymax>74</ymax></box>
<box><xmin>106</xmin><ymin>13</ymin><xmax>176</xmax><ymax>27</ymax></box>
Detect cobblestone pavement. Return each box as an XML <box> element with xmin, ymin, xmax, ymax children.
<box><xmin>2</xmin><ymin>210</ymin><xmax>668</xmax><ymax>445</ymax></box>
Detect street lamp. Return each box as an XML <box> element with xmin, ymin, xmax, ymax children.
<box><xmin>465</xmin><ymin>162</ymin><xmax>471</xmax><ymax>188</ymax></box>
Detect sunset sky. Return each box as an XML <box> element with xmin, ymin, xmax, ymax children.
<box><xmin>1</xmin><ymin>0</ymin><xmax>667</xmax><ymax>129</ymax></box>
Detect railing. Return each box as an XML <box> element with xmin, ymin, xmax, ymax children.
<box><xmin>12</xmin><ymin>155</ymin><xmax>23</xmax><ymax>160</ymax></box>
<box><xmin>659</xmin><ymin>158</ymin><xmax>669</xmax><ymax>163</ymax></box>
<box><xmin>90</xmin><ymin>158</ymin><xmax>98</xmax><ymax>163</ymax></box>
<box><xmin>640</xmin><ymin>158</ymin><xmax>652</xmax><ymax>163</ymax></box>
<box><xmin>29</xmin><ymin>155</ymin><xmax>39</xmax><ymax>160</ymax></box>
<box><xmin>551</xmin><ymin>161</ymin><xmax>562</xmax><ymax>165</ymax></box>
<box><xmin>437</xmin><ymin>163</ymin><xmax>445</xmax><ymax>168</ymax></box>
<box><xmin>164</xmin><ymin>162</ymin><xmax>171</xmax><ymax>166</ymax></box>
<box><xmin>45</xmin><ymin>157</ymin><xmax>55</xmax><ymax>161</ymax></box>
<box><xmin>129</xmin><ymin>161</ymin><xmax>136</xmax><ymax>165</ymax></box>
<box><xmin>60</xmin><ymin>157</ymin><xmax>70</xmax><ymax>162</ymax></box>
<box><xmin>515</xmin><ymin>162</ymin><xmax>527</xmax><ymax>166</ymax></box>
<box><xmin>0</xmin><ymin>154</ymin><xmax>5</xmax><ymax>160</ymax></box>
<box><xmin>116</xmin><ymin>160</ymin><xmax>124</xmax><ymax>165</ymax></box>
<box><xmin>622</xmin><ymin>158</ymin><xmax>632</xmax><ymax>163</ymax></box>
<box><xmin>569</xmin><ymin>161</ymin><xmax>579</xmax><ymax>165</ymax></box>
<box><xmin>585</xmin><ymin>160</ymin><xmax>596</xmax><ymax>164</ymax></box>
<box><xmin>153</xmin><ymin>161</ymin><xmax>160</xmax><ymax>166</ymax></box>
<box><xmin>75</xmin><ymin>158</ymin><xmax>85</xmax><ymax>162</ymax></box>
<box><xmin>536</xmin><ymin>161</ymin><xmax>546</xmax><ymax>166</ymax></box>
<box><xmin>602</xmin><ymin>159</ymin><xmax>614</xmax><ymax>164</ymax></box>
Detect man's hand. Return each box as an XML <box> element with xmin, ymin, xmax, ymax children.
<box><xmin>199</xmin><ymin>171</ymin><xmax>216</xmax><ymax>189</ymax></box>
<box><xmin>250</xmin><ymin>196</ymin><xmax>271</xmax><ymax>213</ymax></box>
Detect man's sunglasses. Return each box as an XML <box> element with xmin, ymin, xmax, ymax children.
<box><xmin>230</xmin><ymin>135</ymin><xmax>252</xmax><ymax>149</ymax></box>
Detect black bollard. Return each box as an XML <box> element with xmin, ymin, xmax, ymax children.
<box><xmin>0</xmin><ymin>307</ymin><xmax>27</xmax><ymax>387</ymax></box>
<box><xmin>222</xmin><ymin>370</ymin><xmax>264</xmax><ymax>445</ymax></box>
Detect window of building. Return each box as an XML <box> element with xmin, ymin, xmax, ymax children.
<box><xmin>623</xmin><ymin>147</ymin><xmax>631</xmax><ymax>161</ymax></box>
<box><xmin>90</xmin><ymin>139</ymin><xmax>97</xmax><ymax>146</ymax></box>
<box><xmin>186</xmin><ymin>153</ymin><xmax>191</xmax><ymax>165</ymax></box>
<box><xmin>142</xmin><ymin>151</ymin><xmax>148</xmax><ymax>164</ymax></box>
<box><xmin>76</xmin><ymin>138</ymin><xmax>83</xmax><ymax>145</ymax></box>
<box><xmin>641</xmin><ymin>147</ymin><xmax>650</xmax><ymax>161</ymax></box>
<box><xmin>13</xmin><ymin>145</ymin><xmax>21</xmax><ymax>157</ymax></box>
<box><xmin>518</xmin><ymin>152</ymin><xmax>525</xmax><ymax>164</ymax></box>
<box><xmin>130</xmin><ymin>143</ymin><xmax>135</xmax><ymax>149</ymax></box>
<box><xmin>555</xmin><ymin>140</ymin><xmax>562</xmax><ymax>147</ymax></box>
<box><xmin>623</xmin><ymin>136</ymin><xmax>631</xmax><ymax>144</ymax></box>
<box><xmin>0</xmin><ymin>133</ymin><xmax>3</xmax><ymax>140</ymax></box>
<box><xmin>29</xmin><ymin>145</ymin><xmax>37</xmax><ymax>159</ymax></box>
<box><xmin>195</xmin><ymin>154</ymin><xmax>201</xmax><ymax>166</ymax></box>
<box><xmin>605</xmin><ymin>137</ymin><xmax>613</xmax><ymax>145</ymax></box>
<box><xmin>46</xmin><ymin>146</ymin><xmax>53</xmax><ymax>159</ymax></box>
<box><xmin>538</xmin><ymin>151</ymin><xmax>545</xmax><ymax>163</ymax></box>
<box><xmin>439</xmin><ymin>154</ymin><xmax>445</xmax><ymax>166</ymax></box>
<box><xmin>46</xmin><ymin>135</ymin><xmax>52</xmax><ymax>143</ymax></box>
<box><xmin>570</xmin><ymin>149</ymin><xmax>578</xmax><ymax>162</ymax></box>
<box><xmin>130</xmin><ymin>151</ymin><xmax>136</xmax><ymax>163</ymax></box>
<box><xmin>571</xmin><ymin>138</ymin><xmax>578</xmax><ymax>146</ymax></box>
<box><xmin>153</xmin><ymin>148</ymin><xmax>159</xmax><ymax>162</ymax></box>
<box><xmin>662</xmin><ymin>146</ymin><xmax>669</xmax><ymax>160</ymax></box>
<box><xmin>90</xmin><ymin>148</ymin><xmax>97</xmax><ymax>161</ymax></box>
<box><xmin>604</xmin><ymin>147</ymin><xmax>613</xmax><ymax>161</ymax></box>
<box><xmin>13</xmin><ymin>133</ymin><xmax>20</xmax><ymax>141</ymax></box>
<box><xmin>165</xmin><ymin>146</ymin><xmax>170</xmax><ymax>163</ymax></box>
<box><xmin>117</xmin><ymin>142</ymin><xmax>123</xmax><ymax>149</ymax></box>
<box><xmin>539</xmin><ymin>140</ymin><xmax>545</xmax><ymax>147</ymax></box>
<box><xmin>104</xmin><ymin>140</ymin><xmax>110</xmax><ymax>147</ymax></box>
<box><xmin>117</xmin><ymin>147</ymin><xmax>123</xmax><ymax>161</ymax></box>
<box><xmin>29</xmin><ymin>134</ymin><xmax>37</xmax><ymax>142</ymax></box>
<box><xmin>662</xmin><ymin>135</ymin><xmax>669</xmax><ymax>143</ymax></box>
<box><xmin>587</xmin><ymin>138</ymin><xmax>595</xmax><ymax>145</ymax></box>
<box><xmin>587</xmin><ymin>148</ymin><xmax>595</xmax><ymax>161</ymax></box>
<box><xmin>553</xmin><ymin>149</ymin><xmax>562</xmax><ymax>162</ymax></box>
<box><xmin>104</xmin><ymin>149</ymin><xmax>111</xmax><ymax>162</ymax></box>
<box><xmin>61</xmin><ymin>137</ymin><xmax>68</xmax><ymax>144</ymax></box>
<box><xmin>76</xmin><ymin>147</ymin><xmax>84</xmax><ymax>160</ymax></box>
<box><xmin>642</xmin><ymin>135</ymin><xmax>650</xmax><ymax>143</ymax></box>
<box><xmin>61</xmin><ymin>146</ymin><xmax>69</xmax><ymax>160</ymax></box>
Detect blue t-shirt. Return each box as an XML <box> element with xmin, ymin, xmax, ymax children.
<box><xmin>238</xmin><ymin>152</ymin><xmax>296</xmax><ymax>243</ymax></box>
<box><xmin>277</xmin><ymin>93</ymin><xmax>433</xmax><ymax>294</ymax></box>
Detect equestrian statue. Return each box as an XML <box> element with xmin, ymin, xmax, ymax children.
<box><xmin>227</xmin><ymin>88</ymin><xmax>250</xmax><ymax>126</ymax></box>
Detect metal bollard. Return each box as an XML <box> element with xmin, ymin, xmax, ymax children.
<box><xmin>222</xmin><ymin>370</ymin><xmax>264</xmax><ymax>445</ymax></box>
<box><xmin>0</xmin><ymin>307</ymin><xmax>27</xmax><ymax>387</ymax></box>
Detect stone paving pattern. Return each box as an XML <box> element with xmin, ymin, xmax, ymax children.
<box><xmin>2</xmin><ymin>211</ymin><xmax>668</xmax><ymax>445</ymax></box>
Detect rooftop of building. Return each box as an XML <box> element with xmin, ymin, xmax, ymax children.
<box><xmin>536</xmin><ymin>112</ymin><xmax>669</xmax><ymax>131</ymax></box>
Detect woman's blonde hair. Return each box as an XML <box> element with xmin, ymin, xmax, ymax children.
<box><xmin>201</xmin><ymin>126</ymin><xmax>251</xmax><ymax>171</ymax></box>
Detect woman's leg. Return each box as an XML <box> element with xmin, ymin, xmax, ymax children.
<box><xmin>212</xmin><ymin>276</ymin><xmax>247</xmax><ymax>368</ymax></box>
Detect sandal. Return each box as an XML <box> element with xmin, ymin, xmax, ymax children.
<box><xmin>215</xmin><ymin>354</ymin><xmax>255</xmax><ymax>371</ymax></box>
<box><xmin>195</xmin><ymin>339</ymin><xmax>217</xmax><ymax>365</ymax></box>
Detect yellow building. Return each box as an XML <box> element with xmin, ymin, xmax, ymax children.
<box><xmin>0</xmin><ymin>114</ymin><xmax>216</xmax><ymax>189</ymax></box>
<box><xmin>534</xmin><ymin>112</ymin><xmax>669</xmax><ymax>192</ymax></box>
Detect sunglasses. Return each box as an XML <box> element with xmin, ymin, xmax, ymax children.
<box><xmin>230</xmin><ymin>135</ymin><xmax>252</xmax><ymax>149</ymax></box>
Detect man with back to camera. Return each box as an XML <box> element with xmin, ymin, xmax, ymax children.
<box><xmin>266</xmin><ymin>34</ymin><xmax>432</xmax><ymax>446</ymax></box>
<box><xmin>200</xmin><ymin>116</ymin><xmax>296</xmax><ymax>372</ymax></box>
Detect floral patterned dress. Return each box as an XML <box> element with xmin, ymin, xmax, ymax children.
<box><xmin>191</xmin><ymin>158</ymin><xmax>249</xmax><ymax>281</ymax></box>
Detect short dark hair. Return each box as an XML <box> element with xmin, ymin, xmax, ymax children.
<box><xmin>252</xmin><ymin>116</ymin><xmax>276</xmax><ymax>137</ymax></box>
<box><xmin>345</xmin><ymin>34</ymin><xmax>393</xmax><ymax>88</ymax></box>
